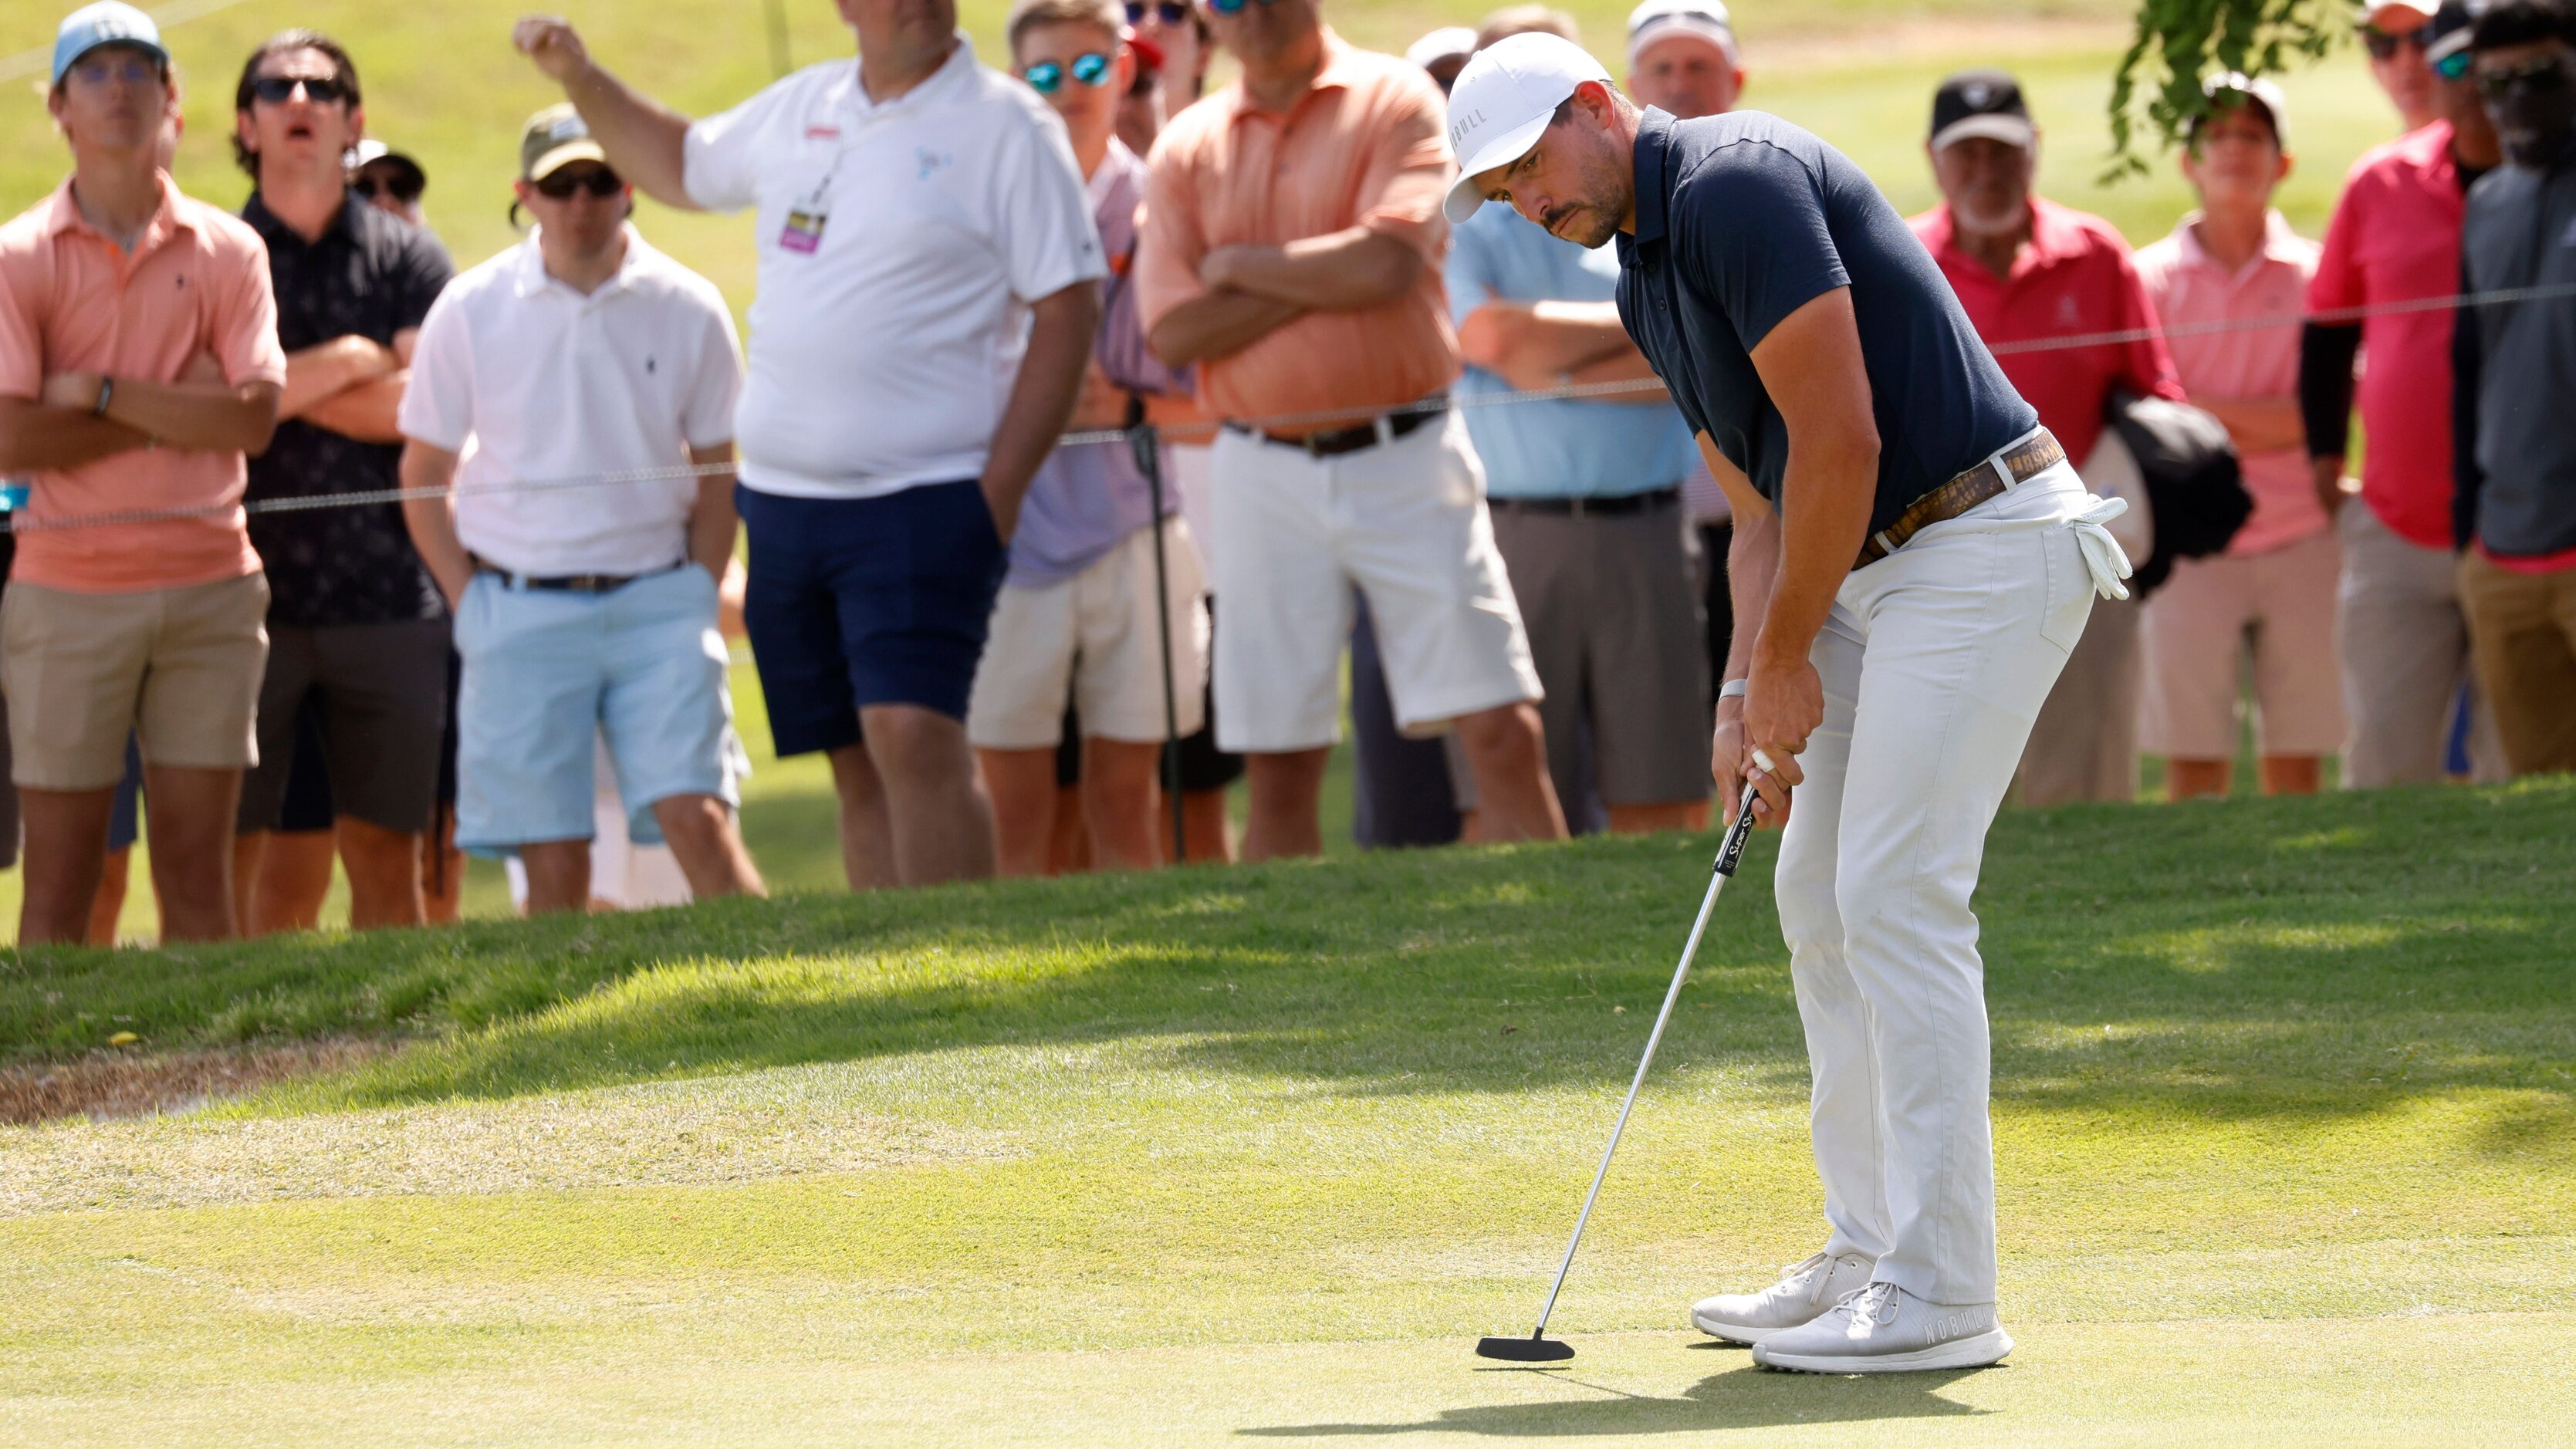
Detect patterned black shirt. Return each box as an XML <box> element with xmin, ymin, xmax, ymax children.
<box><xmin>242</xmin><ymin>191</ymin><xmax>455</xmax><ymax>626</ymax></box>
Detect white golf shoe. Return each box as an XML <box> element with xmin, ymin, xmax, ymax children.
<box><xmin>1749</xmin><ymin>1281</ymin><xmax>2013</xmax><ymax>1373</ymax></box>
<box><xmin>1689</xmin><ymin>1251</ymin><xmax>1876</xmax><ymax>1345</ymax></box>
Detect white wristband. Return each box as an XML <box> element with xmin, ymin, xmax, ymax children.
<box><xmin>1719</xmin><ymin>677</ymin><xmax>1749</xmax><ymax>700</ymax></box>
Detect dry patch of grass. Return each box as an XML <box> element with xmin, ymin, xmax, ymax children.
<box><xmin>0</xmin><ymin>1039</ymin><xmax>390</xmax><ymax>1126</ymax></box>
<box><xmin>0</xmin><ymin>1074</ymin><xmax>1014</xmax><ymax>1218</ymax></box>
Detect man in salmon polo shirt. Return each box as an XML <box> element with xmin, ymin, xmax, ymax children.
<box><xmin>2135</xmin><ymin>76</ymin><xmax>2342</xmax><ymax>799</ymax></box>
<box><xmin>1136</xmin><ymin>0</ymin><xmax>1566</xmax><ymax>859</ymax></box>
<box><xmin>0</xmin><ymin>2</ymin><xmax>286</xmax><ymax>946</ymax></box>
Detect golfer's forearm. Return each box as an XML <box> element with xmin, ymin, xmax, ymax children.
<box><xmin>1722</xmin><ymin>508</ymin><xmax>1781</xmax><ymax>684</ymax></box>
<box><xmin>1755</xmin><ymin>451</ymin><xmax>1874</xmax><ymax>670</ymax></box>
<box><xmin>563</xmin><ymin>60</ymin><xmax>695</xmax><ymax>209</ymax></box>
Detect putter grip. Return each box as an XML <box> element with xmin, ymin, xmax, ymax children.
<box><xmin>1716</xmin><ymin>749</ymin><xmax>1780</xmax><ymax>879</ymax></box>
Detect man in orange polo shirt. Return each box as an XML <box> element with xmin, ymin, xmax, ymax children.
<box><xmin>0</xmin><ymin>2</ymin><xmax>286</xmax><ymax>945</ymax></box>
<box><xmin>1911</xmin><ymin>70</ymin><xmax>2185</xmax><ymax>806</ymax></box>
<box><xmin>1136</xmin><ymin>0</ymin><xmax>1564</xmax><ymax>859</ymax></box>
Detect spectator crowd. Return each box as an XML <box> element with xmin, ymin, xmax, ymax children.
<box><xmin>2</xmin><ymin>0</ymin><xmax>2571</xmax><ymax>946</ymax></box>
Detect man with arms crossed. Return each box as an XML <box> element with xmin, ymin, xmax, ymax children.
<box><xmin>514</xmin><ymin>0</ymin><xmax>1101</xmax><ymax>888</ymax></box>
<box><xmin>1450</xmin><ymin>34</ymin><xmax>2130</xmax><ymax>1371</ymax></box>
<box><xmin>1137</xmin><ymin>0</ymin><xmax>1564</xmax><ymax>860</ymax></box>
<box><xmin>400</xmin><ymin>106</ymin><xmax>763</xmax><ymax>914</ymax></box>
<box><xmin>0</xmin><ymin>2</ymin><xmax>285</xmax><ymax>945</ymax></box>
<box><xmin>230</xmin><ymin>30</ymin><xmax>456</xmax><ymax>933</ymax></box>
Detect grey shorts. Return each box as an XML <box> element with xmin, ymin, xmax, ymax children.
<box><xmin>238</xmin><ymin>618</ymin><xmax>452</xmax><ymax>835</ymax></box>
<box><xmin>1454</xmin><ymin>492</ymin><xmax>1712</xmax><ymax>814</ymax></box>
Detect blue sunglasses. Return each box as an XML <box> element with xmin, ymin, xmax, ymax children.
<box><xmin>1207</xmin><ymin>0</ymin><xmax>1279</xmax><ymax>15</ymax></box>
<box><xmin>1024</xmin><ymin>52</ymin><xmax>1114</xmax><ymax>93</ymax></box>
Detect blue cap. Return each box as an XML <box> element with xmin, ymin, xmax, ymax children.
<box><xmin>51</xmin><ymin>2</ymin><xmax>168</xmax><ymax>87</ymax></box>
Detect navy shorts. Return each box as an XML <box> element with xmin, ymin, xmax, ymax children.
<box><xmin>739</xmin><ymin>480</ymin><xmax>1008</xmax><ymax>757</ymax></box>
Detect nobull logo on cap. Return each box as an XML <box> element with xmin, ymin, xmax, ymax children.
<box><xmin>1448</xmin><ymin>108</ymin><xmax>1485</xmax><ymax>152</ymax></box>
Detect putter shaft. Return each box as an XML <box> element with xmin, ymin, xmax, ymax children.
<box><xmin>1525</xmin><ymin>777</ymin><xmax>1764</xmax><ymax>1342</ymax></box>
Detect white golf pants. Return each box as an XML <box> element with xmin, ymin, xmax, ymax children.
<box><xmin>1773</xmin><ymin>459</ymin><xmax>2118</xmax><ymax>1309</ymax></box>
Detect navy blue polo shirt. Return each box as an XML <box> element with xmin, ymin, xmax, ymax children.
<box><xmin>1614</xmin><ymin>110</ymin><xmax>2035</xmax><ymax>535</ymax></box>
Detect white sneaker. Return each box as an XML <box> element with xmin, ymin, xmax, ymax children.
<box><xmin>1689</xmin><ymin>1251</ymin><xmax>1876</xmax><ymax>1345</ymax></box>
<box><xmin>1749</xmin><ymin>1282</ymin><xmax>2013</xmax><ymax>1373</ymax></box>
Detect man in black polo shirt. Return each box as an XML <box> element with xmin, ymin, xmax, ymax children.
<box><xmin>1449</xmin><ymin>34</ymin><xmax>2134</xmax><ymax>1373</ymax></box>
<box><xmin>232</xmin><ymin>30</ymin><xmax>454</xmax><ymax>932</ymax></box>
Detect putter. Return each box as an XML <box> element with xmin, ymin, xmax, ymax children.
<box><xmin>1476</xmin><ymin>752</ymin><xmax>1778</xmax><ymax>1364</ymax></box>
<box><xmin>1128</xmin><ymin>417</ymin><xmax>1187</xmax><ymax>861</ymax></box>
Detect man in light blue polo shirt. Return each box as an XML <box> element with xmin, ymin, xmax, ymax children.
<box><xmin>1445</xmin><ymin>10</ymin><xmax>1708</xmax><ymax>834</ymax></box>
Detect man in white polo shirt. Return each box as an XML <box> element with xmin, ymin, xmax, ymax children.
<box><xmin>397</xmin><ymin>106</ymin><xmax>765</xmax><ymax>914</ymax></box>
<box><xmin>513</xmin><ymin>5</ymin><xmax>1103</xmax><ymax>888</ymax></box>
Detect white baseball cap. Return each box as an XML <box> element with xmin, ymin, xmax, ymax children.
<box><xmin>1442</xmin><ymin>32</ymin><xmax>1615</xmax><ymax>224</ymax></box>
<box><xmin>2199</xmin><ymin>71</ymin><xmax>2290</xmax><ymax>148</ymax></box>
<box><xmin>1625</xmin><ymin>0</ymin><xmax>1738</xmax><ymax>67</ymax></box>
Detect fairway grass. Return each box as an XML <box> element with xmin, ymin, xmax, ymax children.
<box><xmin>4</xmin><ymin>781</ymin><xmax>2572</xmax><ymax>1443</ymax></box>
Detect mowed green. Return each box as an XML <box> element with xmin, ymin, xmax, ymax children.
<box><xmin>4</xmin><ymin>779</ymin><xmax>2572</xmax><ymax>1442</ymax></box>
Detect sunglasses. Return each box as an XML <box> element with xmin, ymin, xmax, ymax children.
<box><xmin>1024</xmin><ymin>52</ymin><xmax>1114</xmax><ymax>93</ymax></box>
<box><xmin>1125</xmin><ymin>1</ymin><xmax>1190</xmax><ymax>23</ymax></box>
<box><xmin>2477</xmin><ymin>57</ymin><xmax>2573</xmax><ymax>98</ymax></box>
<box><xmin>1206</xmin><ymin>0</ymin><xmax>1278</xmax><ymax>15</ymax></box>
<box><xmin>353</xmin><ymin>171</ymin><xmax>423</xmax><ymax>204</ymax></box>
<box><xmin>251</xmin><ymin>74</ymin><xmax>351</xmax><ymax>104</ymax></box>
<box><xmin>531</xmin><ymin>166</ymin><xmax>624</xmax><ymax>199</ymax></box>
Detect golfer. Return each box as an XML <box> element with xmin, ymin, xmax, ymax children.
<box><xmin>1448</xmin><ymin>34</ymin><xmax>2131</xmax><ymax>1373</ymax></box>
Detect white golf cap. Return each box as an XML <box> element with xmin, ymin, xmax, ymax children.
<box><xmin>1625</xmin><ymin>0</ymin><xmax>1738</xmax><ymax>67</ymax></box>
<box><xmin>2199</xmin><ymin>70</ymin><xmax>2289</xmax><ymax>147</ymax></box>
<box><xmin>1405</xmin><ymin>26</ymin><xmax>1478</xmax><ymax>70</ymax></box>
<box><xmin>1442</xmin><ymin>32</ymin><xmax>1614</xmax><ymax>224</ymax></box>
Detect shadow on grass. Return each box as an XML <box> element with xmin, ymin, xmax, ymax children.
<box><xmin>4</xmin><ymin>782</ymin><xmax>2572</xmax><ymax>1128</ymax></box>
<box><xmin>1238</xmin><ymin>1364</ymin><xmax>1992</xmax><ymax>1437</ymax></box>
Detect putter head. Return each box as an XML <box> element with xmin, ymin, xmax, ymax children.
<box><xmin>1476</xmin><ymin>1335</ymin><xmax>1575</xmax><ymax>1363</ymax></box>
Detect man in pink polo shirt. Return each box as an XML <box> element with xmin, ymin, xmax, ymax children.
<box><xmin>0</xmin><ymin>2</ymin><xmax>286</xmax><ymax>945</ymax></box>
<box><xmin>1912</xmin><ymin>69</ymin><xmax>2185</xmax><ymax>806</ymax></box>
<box><xmin>2136</xmin><ymin>76</ymin><xmax>2341</xmax><ymax>800</ymax></box>
<box><xmin>2301</xmin><ymin>0</ymin><xmax>2507</xmax><ymax>787</ymax></box>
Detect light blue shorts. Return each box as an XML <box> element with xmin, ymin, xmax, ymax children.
<box><xmin>453</xmin><ymin>566</ymin><xmax>737</xmax><ymax>856</ymax></box>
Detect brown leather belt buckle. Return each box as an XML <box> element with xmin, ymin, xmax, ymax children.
<box><xmin>1853</xmin><ymin>430</ymin><xmax>2064</xmax><ymax>571</ymax></box>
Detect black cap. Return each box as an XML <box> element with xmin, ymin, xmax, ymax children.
<box><xmin>1929</xmin><ymin>69</ymin><xmax>2036</xmax><ymax>152</ymax></box>
<box><xmin>2422</xmin><ymin>0</ymin><xmax>2476</xmax><ymax>62</ymax></box>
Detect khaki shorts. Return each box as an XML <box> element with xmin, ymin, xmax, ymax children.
<box><xmin>2141</xmin><ymin>528</ymin><xmax>2346</xmax><ymax>759</ymax></box>
<box><xmin>967</xmin><ymin>518</ymin><xmax>1209</xmax><ymax>750</ymax></box>
<box><xmin>2</xmin><ymin>573</ymin><xmax>269</xmax><ymax>791</ymax></box>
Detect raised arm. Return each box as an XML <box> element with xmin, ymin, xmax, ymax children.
<box><xmin>1738</xmin><ymin>287</ymin><xmax>1880</xmax><ymax>814</ymax></box>
<box><xmin>515</xmin><ymin>15</ymin><xmax>695</xmax><ymax>210</ymax></box>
